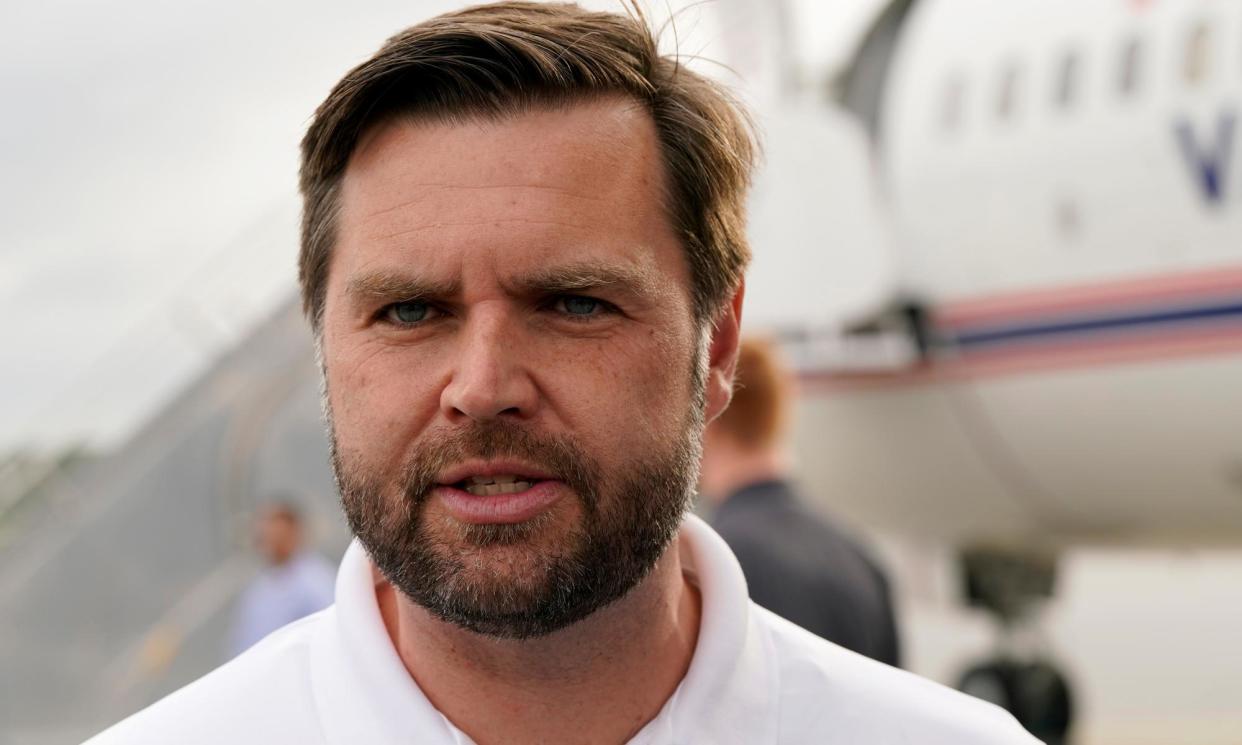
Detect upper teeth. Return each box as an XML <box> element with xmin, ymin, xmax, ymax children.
<box><xmin>463</xmin><ymin>478</ymin><xmax>533</xmax><ymax>496</ymax></box>
<box><xmin>467</xmin><ymin>475</ymin><xmax>520</xmax><ymax>485</ymax></box>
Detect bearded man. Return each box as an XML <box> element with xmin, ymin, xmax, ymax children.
<box><xmin>88</xmin><ymin>3</ymin><xmax>1036</xmax><ymax>743</ymax></box>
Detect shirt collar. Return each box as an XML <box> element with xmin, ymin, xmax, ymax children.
<box><xmin>310</xmin><ymin>540</ymin><xmax>461</xmax><ymax>743</ymax></box>
<box><xmin>636</xmin><ymin>514</ymin><xmax>779</xmax><ymax>744</ymax></box>
<box><xmin>310</xmin><ymin>514</ymin><xmax>778</xmax><ymax>745</ymax></box>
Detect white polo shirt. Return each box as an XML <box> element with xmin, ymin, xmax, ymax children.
<box><xmin>87</xmin><ymin>515</ymin><xmax>1037</xmax><ymax>744</ymax></box>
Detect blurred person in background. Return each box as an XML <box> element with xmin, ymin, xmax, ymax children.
<box><xmin>227</xmin><ymin>500</ymin><xmax>334</xmax><ymax>656</ymax></box>
<box><xmin>701</xmin><ymin>337</ymin><xmax>901</xmax><ymax>667</ymax></box>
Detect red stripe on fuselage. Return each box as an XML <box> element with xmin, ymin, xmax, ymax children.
<box><xmin>937</xmin><ymin>265</ymin><xmax>1242</xmax><ymax>330</ymax></box>
<box><xmin>798</xmin><ymin>316</ymin><xmax>1242</xmax><ymax>394</ymax></box>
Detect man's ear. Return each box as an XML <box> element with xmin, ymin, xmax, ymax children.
<box><xmin>703</xmin><ymin>280</ymin><xmax>745</xmax><ymax>424</ymax></box>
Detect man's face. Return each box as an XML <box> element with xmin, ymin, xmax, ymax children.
<box><xmin>255</xmin><ymin>510</ymin><xmax>299</xmax><ymax>566</ymax></box>
<box><xmin>319</xmin><ymin>98</ymin><xmax>737</xmax><ymax>638</ymax></box>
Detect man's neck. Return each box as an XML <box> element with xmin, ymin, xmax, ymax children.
<box><xmin>375</xmin><ymin>535</ymin><xmax>701</xmax><ymax>745</ymax></box>
<box><xmin>702</xmin><ymin>446</ymin><xmax>787</xmax><ymax>507</ymax></box>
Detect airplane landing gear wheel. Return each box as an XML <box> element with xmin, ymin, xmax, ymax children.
<box><xmin>957</xmin><ymin>658</ymin><xmax>1073</xmax><ymax>745</ymax></box>
<box><xmin>955</xmin><ymin>547</ymin><xmax>1073</xmax><ymax>742</ymax></box>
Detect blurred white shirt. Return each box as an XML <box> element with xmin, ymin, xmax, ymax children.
<box><xmin>228</xmin><ymin>550</ymin><xmax>335</xmax><ymax>657</ymax></box>
<box><xmin>87</xmin><ymin>515</ymin><xmax>1036</xmax><ymax>744</ymax></box>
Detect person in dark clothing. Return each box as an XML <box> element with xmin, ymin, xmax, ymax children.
<box><xmin>701</xmin><ymin>337</ymin><xmax>902</xmax><ymax>667</ymax></box>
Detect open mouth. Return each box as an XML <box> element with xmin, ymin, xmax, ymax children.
<box><xmin>454</xmin><ymin>475</ymin><xmax>538</xmax><ymax>496</ymax></box>
<box><xmin>434</xmin><ymin>464</ymin><xmax>563</xmax><ymax>524</ymax></box>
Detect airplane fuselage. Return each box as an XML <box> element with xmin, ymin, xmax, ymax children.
<box><xmin>792</xmin><ymin>0</ymin><xmax>1242</xmax><ymax>550</ymax></box>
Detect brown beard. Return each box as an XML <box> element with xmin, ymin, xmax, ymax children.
<box><xmin>329</xmin><ymin>410</ymin><xmax>703</xmax><ymax>639</ymax></box>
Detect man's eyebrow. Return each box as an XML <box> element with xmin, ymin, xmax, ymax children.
<box><xmin>513</xmin><ymin>262</ymin><xmax>660</xmax><ymax>297</ymax></box>
<box><xmin>345</xmin><ymin>271</ymin><xmax>460</xmax><ymax>305</ymax></box>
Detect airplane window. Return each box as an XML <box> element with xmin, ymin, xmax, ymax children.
<box><xmin>1183</xmin><ymin>22</ymin><xmax>1212</xmax><ymax>84</ymax></box>
<box><xmin>1118</xmin><ymin>37</ymin><xmax>1144</xmax><ymax>96</ymax></box>
<box><xmin>996</xmin><ymin>63</ymin><xmax>1021</xmax><ymax>121</ymax></box>
<box><xmin>941</xmin><ymin>74</ymin><xmax>965</xmax><ymax>132</ymax></box>
<box><xmin>1054</xmin><ymin>51</ymin><xmax>1081</xmax><ymax>108</ymax></box>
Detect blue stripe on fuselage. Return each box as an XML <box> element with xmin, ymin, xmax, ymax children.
<box><xmin>949</xmin><ymin>299</ymin><xmax>1242</xmax><ymax>348</ymax></box>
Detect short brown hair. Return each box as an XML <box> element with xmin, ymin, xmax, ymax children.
<box><xmin>298</xmin><ymin>1</ymin><xmax>756</xmax><ymax>331</ymax></box>
<box><xmin>714</xmin><ymin>337</ymin><xmax>790</xmax><ymax>450</ymax></box>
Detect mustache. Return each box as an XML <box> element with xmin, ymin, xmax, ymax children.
<box><xmin>398</xmin><ymin>420</ymin><xmax>602</xmax><ymax>512</ymax></box>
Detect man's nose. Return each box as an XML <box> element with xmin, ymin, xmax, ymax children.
<box><xmin>440</xmin><ymin>311</ymin><xmax>538</xmax><ymax>422</ymax></box>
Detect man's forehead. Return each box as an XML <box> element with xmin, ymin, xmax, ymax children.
<box><xmin>327</xmin><ymin>94</ymin><xmax>689</xmax><ymax>300</ymax></box>
<box><xmin>344</xmin><ymin>96</ymin><xmax>662</xmax><ymax>197</ymax></box>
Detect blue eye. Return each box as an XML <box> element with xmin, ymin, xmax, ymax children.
<box><xmin>560</xmin><ymin>296</ymin><xmax>601</xmax><ymax>316</ymax></box>
<box><xmin>389</xmin><ymin>301</ymin><xmax>430</xmax><ymax>324</ymax></box>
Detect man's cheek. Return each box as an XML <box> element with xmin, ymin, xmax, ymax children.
<box><xmin>334</xmin><ymin>366</ymin><xmax>444</xmax><ymax>466</ymax></box>
<box><xmin>628</xmin><ymin>348</ymin><xmax>697</xmax><ymax>430</ymax></box>
<box><xmin>327</xmin><ymin>367</ymin><xmax>395</xmax><ymax>463</ymax></box>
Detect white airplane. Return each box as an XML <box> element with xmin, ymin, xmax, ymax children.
<box><xmin>735</xmin><ymin>0</ymin><xmax>1242</xmax><ymax>735</ymax></box>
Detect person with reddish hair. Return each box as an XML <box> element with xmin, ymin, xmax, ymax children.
<box><xmin>700</xmin><ymin>337</ymin><xmax>901</xmax><ymax>666</ymax></box>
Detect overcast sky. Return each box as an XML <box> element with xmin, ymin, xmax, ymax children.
<box><xmin>0</xmin><ymin>0</ymin><xmax>886</xmax><ymax>450</ymax></box>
